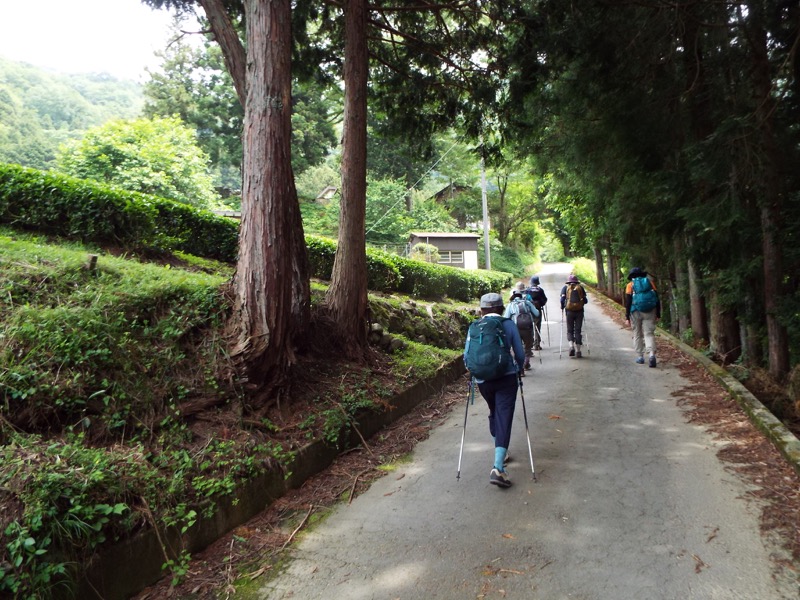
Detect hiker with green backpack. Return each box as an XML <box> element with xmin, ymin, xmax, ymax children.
<box><xmin>624</xmin><ymin>267</ymin><xmax>661</xmax><ymax>367</ymax></box>
<box><xmin>463</xmin><ymin>293</ymin><xmax>527</xmax><ymax>488</ymax></box>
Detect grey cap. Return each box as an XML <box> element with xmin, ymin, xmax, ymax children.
<box><xmin>480</xmin><ymin>292</ymin><xmax>504</xmax><ymax>308</ymax></box>
<box><xmin>514</xmin><ymin>281</ymin><xmax>526</xmax><ymax>291</ymax></box>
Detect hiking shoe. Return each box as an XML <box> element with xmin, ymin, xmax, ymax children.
<box><xmin>576</xmin><ymin>350</ymin><xmax>582</xmax><ymax>358</ymax></box>
<box><xmin>524</xmin><ymin>361</ymin><xmax>531</xmax><ymax>370</ymax></box>
<box><xmin>635</xmin><ymin>356</ymin><xmax>645</xmax><ymax>364</ymax></box>
<box><xmin>649</xmin><ymin>355</ymin><xmax>657</xmax><ymax>368</ymax></box>
<box><xmin>489</xmin><ymin>468</ymin><xmax>512</xmax><ymax>488</ymax></box>
<box><xmin>569</xmin><ymin>348</ymin><xmax>576</xmax><ymax>357</ymax></box>
<box><xmin>534</xmin><ymin>345</ymin><xmax>542</xmax><ymax>351</ymax></box>
<box><xmin>504</xmin><ymin>453</ymin><xmax>512</xmax><ymax>465</ymax></box>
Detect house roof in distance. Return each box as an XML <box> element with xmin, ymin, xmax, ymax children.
<box><xmin>409</xmin><ymin>231</ymin><xmax>481</xmax><ymax>239</ymax></box>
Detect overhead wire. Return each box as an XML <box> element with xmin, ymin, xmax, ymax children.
<box><xmin>365</xmin><ymin>136</ymin><xmax>465</xmax><ymax>234</ymax></box>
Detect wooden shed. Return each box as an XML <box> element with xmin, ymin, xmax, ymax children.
<box><xmin>408</xmin><ymin>232</ymin><xmax>481</xmax><ymax>270</ymax></box>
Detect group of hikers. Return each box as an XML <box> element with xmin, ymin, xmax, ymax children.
<box><xmin>463</xmin><ymin>268</ymin><xmax>661</xmax><ymax>488</ymax></box>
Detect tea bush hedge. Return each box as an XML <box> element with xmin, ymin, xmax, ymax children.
<box><xmin>0</xmin><ymin>163</ymin><xmax>512</xmax><ymax>301</ymax></box>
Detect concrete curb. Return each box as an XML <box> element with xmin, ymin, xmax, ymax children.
<box><xmin>588</xmin><ymin>287</ymin><xmax>800</xmax><ymax>477</ymax></box>
<box><xmin>73</xmin><ymin>357</ymin><xmax>467</xmax><ymax>600</ymax></box>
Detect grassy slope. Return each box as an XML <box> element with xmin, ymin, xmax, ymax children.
<box><xmin>0</xmin><ymin>227</ymin><xmax>466</xmax><ymax>597</ymax></box>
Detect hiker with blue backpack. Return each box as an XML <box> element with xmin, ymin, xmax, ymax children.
<box><xmin>504</xmin><ymin>281</ymin><xmax>540</xmax><ymax>370</ymax></box>
<box><xmin>463</xmin><ymin>292</ymin><xmax>527</xmax><ymax>488</ymax></box>
<box><xmin>624</xmin><ymin>267</ymin><xmax>661</xmax><ymax>367</ymax></box>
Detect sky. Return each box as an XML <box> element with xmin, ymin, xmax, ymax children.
<box><xmin>0</xmin><ymin>0</ymin><xmax>190</xmax><ymax>81</ymax></box>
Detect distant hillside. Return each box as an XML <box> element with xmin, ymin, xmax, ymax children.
<box><xmin>0</xmin><ymin>56</ymin><xmax>143</xmax><ymax>170</ymax></box>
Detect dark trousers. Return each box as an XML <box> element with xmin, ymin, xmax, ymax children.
<box><xmin>519</xmin><ymin>326</ymin><xmax>534</xmax><ymax>358</ymax></box>
<box><xmin>477</xmin><ymin>373</ymin><xmax>518</xmax><ymax>449</ymax></box>
<box><xmin>566</xmin><ymin>310</ymin><xmax>584</xmax><ymax>345</ymax></box>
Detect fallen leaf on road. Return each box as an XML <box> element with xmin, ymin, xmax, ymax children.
<box><xmin>705</xmin><ymin>526</ymin><xmax>719</xmax><ymax>543</ymax></box>
<box><xmin>548</xmin><ymin>414</ymin><xmax>562</xmax><ymax>420</ymax></box>
<box><xmin>691</xmin><ymin>553</ymin><xmax>709</xmax><ymax>573</ymax></box>
<box><xmin>502</xmin><ymin>533</ymin><xmax>514</xmax><ymax>539</ymax></box>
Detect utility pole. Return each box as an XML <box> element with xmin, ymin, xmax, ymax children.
<box><xmin>481</xmin><ymin>149</ymin><xmax>490</xmax><ymax>270</ymax></box>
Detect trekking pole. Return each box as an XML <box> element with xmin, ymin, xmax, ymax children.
<box><xmin>544</xmin><ymin>306</ymin><xmax>551</xmax><ymax>347</ymax></box>
<box><xmin>583</xmin><ymin>312</ymin><xmax>590</xmax><ymax>355</ymax></box>
<box><xmin>559</xmin><ymin>310</ymin><xmax>564</xmax><ymax>359</ymax></box>
<box><xmin>518</xmin><ymin>374</ymin><xmax>537</xmax><ymax>481</ymax></box>
<box><xmin>534</xmin><ymin>323</ymin><xmax>543</xmax><ymax>364</ymax></box>
<box><xmin>456</xmin><ymin>377</ymin><xmax>475</xmax><ymax>480</ymax></box>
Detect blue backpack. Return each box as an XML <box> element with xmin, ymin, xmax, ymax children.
<box><xmin>464</xmin><ymin>317</ymin><xmax>514</xmax><ymax>380</ymax></box>
<box><xmin>631</xmin><ymin>276</ymin><xmax>658</xmax><ymax>313</ymax></box>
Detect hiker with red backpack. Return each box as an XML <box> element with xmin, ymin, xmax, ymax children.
<box><xmin>504</xmin><ymin>281</ymin><xmax>540</xmax><ymax>371</ymax></box>
<box><xmin>624</xmin><ymin>267</ymin><xmax>661</xmax><ymax>367</ymax></box>
<box><xmin>463</xmin><ymin>293</ymin><xmax>527</xmax><ymax>488</ymax></box>
<box><xmin>560</xmin><ymin>274</ymin><xmax>588</xmax><ymax>358</ymax></box>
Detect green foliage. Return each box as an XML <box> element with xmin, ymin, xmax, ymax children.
<box><xmin>408</xmin><ymin>242</ymin><xmax>440</xmax><ymax>263</ymax></box>
<box><xmin>297</xmin><ymin>373</ymin><xmax>388</xmax><ymax>447</ymax></box>
<box><xmin>0</xmin><ymin>437</ymin><xmax>139</xmax><ymax>597</ymax></box>
<box><xmin>539</xmin><ymin>229</ymin><xmax>566</xmax><ymax>262</ymax></box>
<box><xmin>55</xmin><ymin>116</ymin><xmax>218</xmax><ymax>209</ymax></box>
<box><xmin>143</xmin><ymin>25</ymin><xmax>336</xmax><ymax>188</ymax></box>
<box><xmin>0</xmin><ymin>162</ymin><xmax>158</xmax><ymax>246</ymax></box>
<box><xmin>143</xmin><ymin>32</ymin><xmax>243</xmax><ymax>191</ymax></box>
<box><xmin>0</xmin><ymin>230</ymin><xmax>313</xmax><ymax>597</ymax></box>
<box><xmin>568</xmin><ymin>257</ymin><xmax>597</xmax><ymax>286</ymax></box>
<box><xmin>308</xmin><ymin>176</ymin><xmax>460</xmax><ymax>246</ymax></box>
<box><xmin>0</xmin><ymin>57</ymin><xmax>142</xmax><ymax>171</ymax></box>
<box><xmin>305</xmin><ymin>235</ymin><xmax>402</xmax><ymax>291</ymax></box>
<box><xmin>479</xmin><ymin>237</ymin><xmax>527</xmax><ymax>277</ymax></box>
<box><xmin>0</xmin><ymin>230</ymin><xmax>230</xmax><ymax>438</ymax></box>
<box><xmin>390</xmin><ymin>338</ymin><xmax>462</xmax><ymax>381</ymax></box>
<box><xmin>364</xmin><ymin>178</ymin><xmax>416</xmax><ymax>244</ymax></box>
<box><xmin>306</xmin><ymin>234</ymin><xmax>511</xmax><ymax>301</ymax></box>
<box><xmin>0</xmin><ymin>163</ymin><xmax>238</xmax><ymax>262</ymax></box>
<box><xmin>296</xmin><ymin>162</ymin><xmax>339</xmax><ymax>203</ymax></box>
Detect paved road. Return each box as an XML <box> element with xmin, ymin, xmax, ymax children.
<box><xmin>260</xmin><ymin>265</ymin><xmax>798</xmax><ymax>600</ymax></box>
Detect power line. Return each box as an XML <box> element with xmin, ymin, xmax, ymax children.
<box><xmin>365</xmin><ymin>137</ymin><xmax>465</xmax><ymax>234</ymax></box>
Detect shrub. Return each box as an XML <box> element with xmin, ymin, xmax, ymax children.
<box><xmin>0</xmin><ymin>163</ymin><xmax>157</xmax><ymax>247</ymax></box>
<box><xmin>408</xmin><ymin>242</ymin><xmax>440</xmax><ymax>263</ymax></box>
<box><xmin>0</xmin><ymin>163</ymin><xmax>509</xmax><ymax>303</ymax></box>
<box><xmin>0</xmin><ymin>163</ymin><xmax>238</xmax><ymax>262</ymax></box>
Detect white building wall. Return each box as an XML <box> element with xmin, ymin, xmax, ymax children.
<box><xmin>464</xmin><ymin>250</ymin><xmax>479</xmax><ymax>270</ymax></box>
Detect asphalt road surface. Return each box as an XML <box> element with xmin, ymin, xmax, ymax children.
<box><xmin>260</xmin><ymin>264</ymin><xmax>798</xmax><ymax>600</ymax></box>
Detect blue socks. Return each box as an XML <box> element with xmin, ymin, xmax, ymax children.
<box><xmin>494</xmin><ymin>447</ymin><xmax>507</xmax><ymax>471</ymax></box>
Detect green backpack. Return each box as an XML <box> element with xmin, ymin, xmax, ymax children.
<box><xmin>464</xmin><ymin>317</ymin><xmax>513</xmax><ymax>380</ymax></box>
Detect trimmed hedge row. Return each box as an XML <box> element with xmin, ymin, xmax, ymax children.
<box><xmin>0</xmin><ymin>163</ymin><xmax>238</xmax><ymax>262</ymax></box>
<box><xmin>0</xmin><ymin>163</ymin><xmax>512</xmax><ymax>301</ymax></box>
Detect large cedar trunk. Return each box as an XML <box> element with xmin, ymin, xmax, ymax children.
<box><xmin>687</xmin><ymin>256</ymin><xmax>708</xmax><ymax>343</ymax></box>
<box><xmin>744</xmin><ymin>322</ymin><xmax>763</xmax><ymax>367</ymax></box>
<box><xmin>673</xmin><ymin>240</ymin><xmax>690</xmax><ymax>336</ymax></box>
<box><xmin>325</xmin><ymin>0</ymin><xmax>369</xmax><ymax>358</ymax></box>
<box><xmin>748</xmin><ymin>6</ymin><xmax>790</xmax><ymax>380</ymax></box>
<box><xmin>607</xmin><ymin>251</ymin><xmax>620</xmax><ymax>302</ymax></box>
<box><xmin>231</xmin><ymin>0</ymin><xmax>309</xmax><ymax>388</ymax></box>
<box><xmin>198</xmin><ymin>0</ymin><xmax>246</xmax><ymax>106</ymax></box>
<box><xmin>593</xmin><ymin>245</ymin><xmax>606</xmax><ymax>292</ymax></box>
<box><xmin>708</xmin><ymin>289</ymin><xmax>741</xmax><ymax>365</ymax></box>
